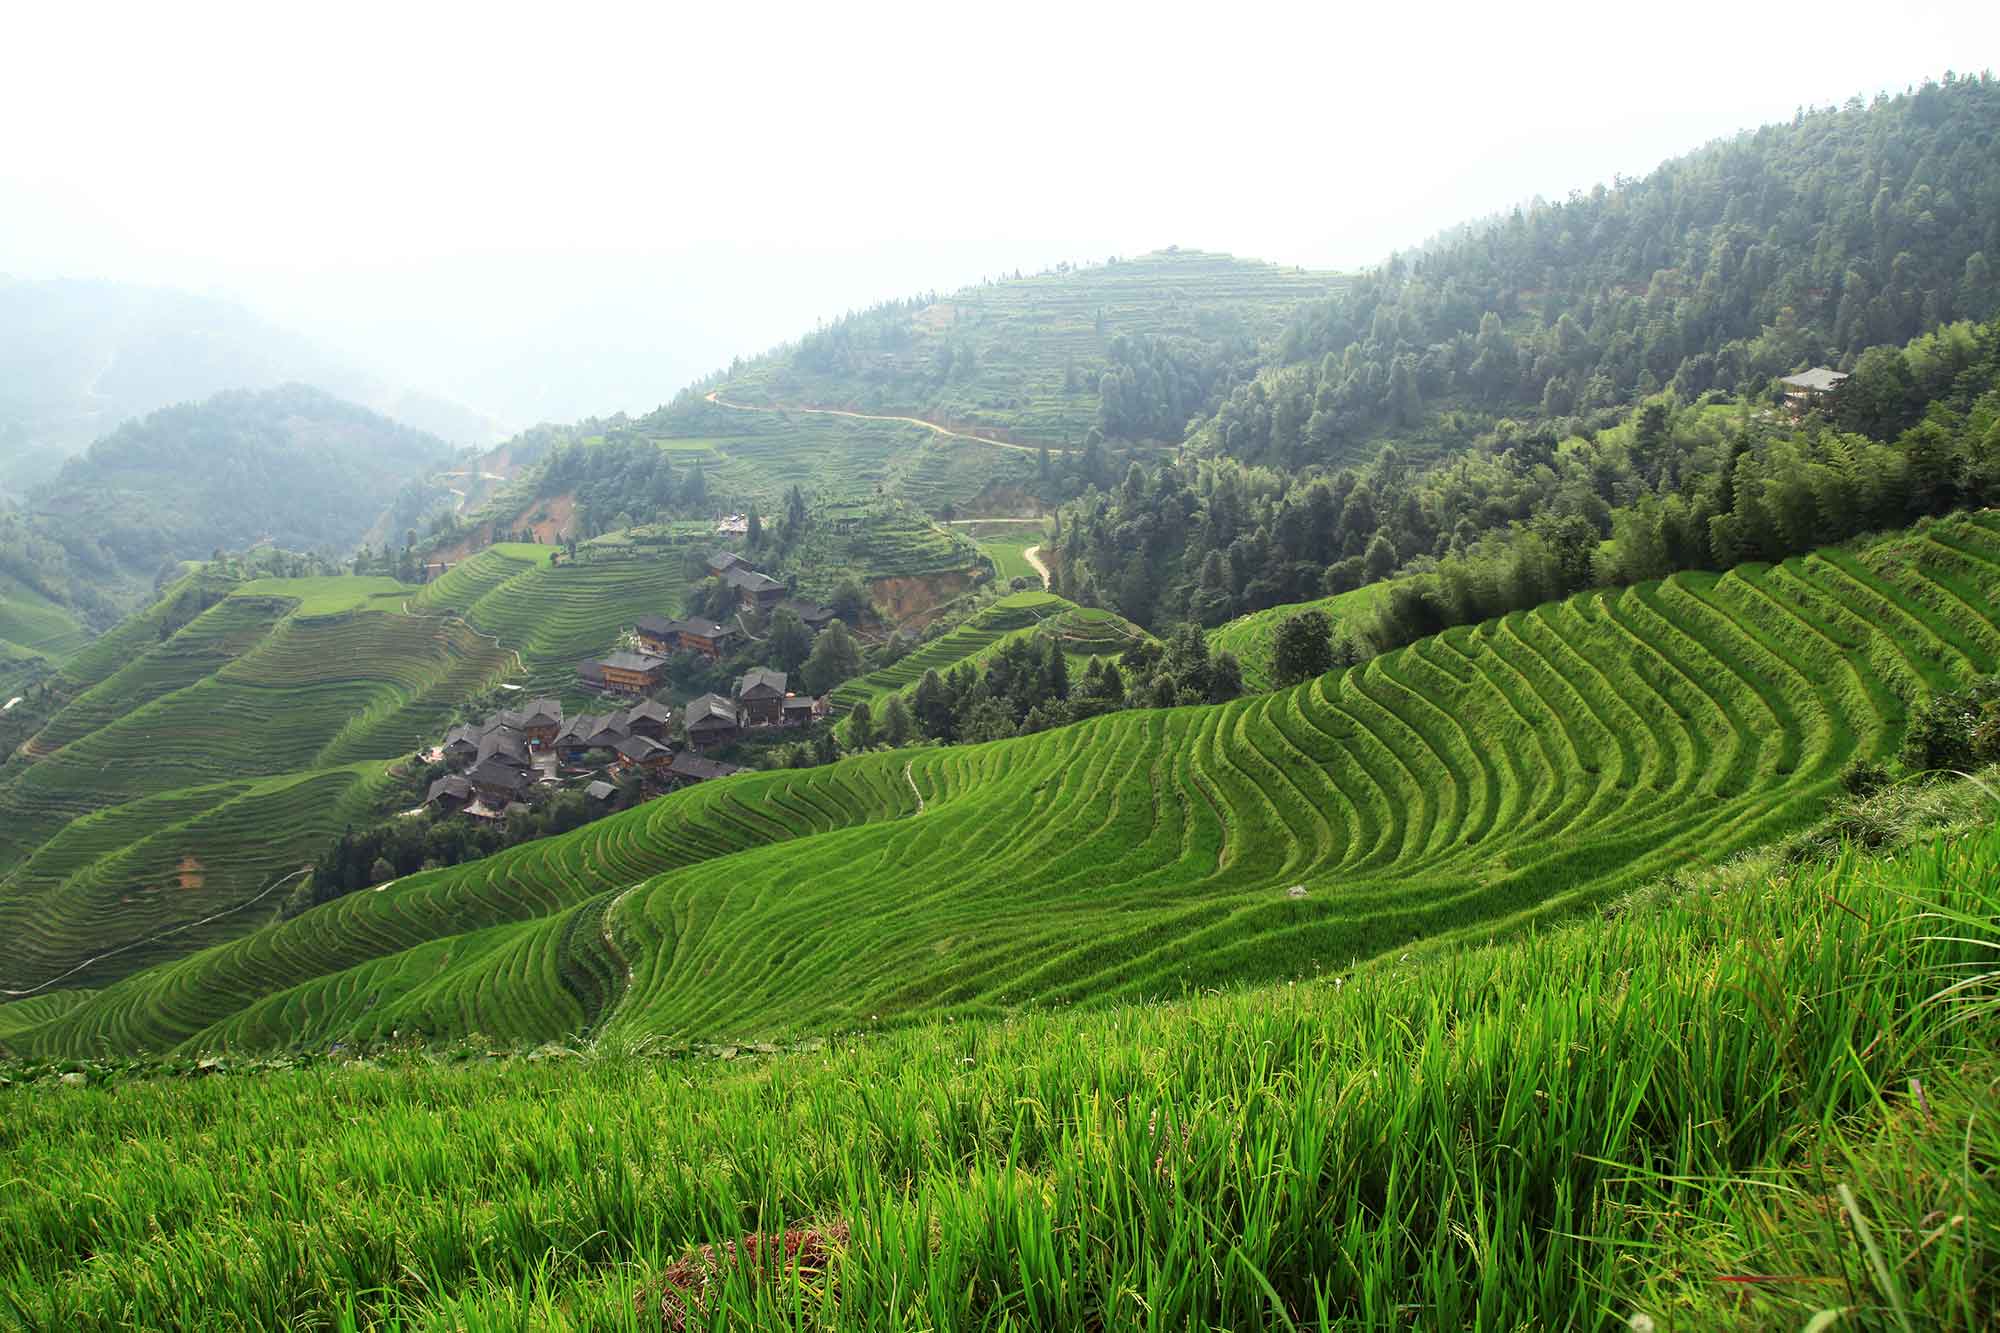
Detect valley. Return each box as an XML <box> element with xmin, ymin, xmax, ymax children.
<box><xmin>4</xmin><ymin>67</ymin><xmax>2000</xmax><ymax>1331</ymax></box>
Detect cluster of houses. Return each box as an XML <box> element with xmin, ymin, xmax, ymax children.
<box><xmin>424</xmin><ymin>694</ymin><xmax>754</xmax><ymax>820</ymax></box>
<box><xmin>423</xmin><ymin>663</ymin><xmax>828</xmax><ymax>820</ymax></box>
<box><xmin>577</xmin><ymin>551</ymin><xmax>838</xmax><ymax>689</ymax></box>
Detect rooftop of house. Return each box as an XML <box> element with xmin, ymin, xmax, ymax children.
<box><xmin>622</xmin><ymin>699</ymin><xmax>673</xmax><ymax>727</ymax></box>
<box><xmin>737</xmin><ymin>667</ymin><xmax>787</xmax><ymax>697</ymax></box>
<box><xmin>685</xmin><ymin>693</ymin><xmax>740</xmax><ymax>727</ymax></box>
<box><xmin>584</xmin><ymin>780</ymin><xmax>617</xmax><ymax>801</ymax></box>
<box><xmin>615</xmin><ymin>735</ymin><xmax>670</xmax><ymax>761</ymax></box>
<box><xmin>577</xmin><ymin>658</ymin><xmax>606</xmax><ymax>683</ymax></box>
<box><xmin>600</xmin><ymin>650</ymin><xmax>669</xmax><ymax>674</ymax></box>
<box><xmin>726</xmin><ymin>568</ymin><xmax>785</xmax><ymax>595</ymax></box>
<box><xmin>782</xmin><ymin>694</ymin><xmax>815</xmax><ymax>712</ymax></box>
<box><xmin>635</xmin><ymin>614</ymin><xmax>676</xmax><ymax>637</ymax></box>
<box><xmin>426</xmin><ymin>774</ymin><xmax>472</xmax><ymax>803</ymax></box>
<box><xmin>778</xmin><ymin>597</ymin><xmax>835</xmax><ymax>624</ymax></box>
<box><xmin>670</xmin><ymin>616</ymin><xmax>733</xmax><ymax>639</ymax></box>
<box><xmin>467</xmin><ymin>757</ymin><xmax>532</xmax><ymax>791</ymax></box>
<box><xmin>1780</xmin><ymin>367</ymin><xmax>1849</xmax><ymax>392</ymax></box>
<box><xmin>673</xmin><ymin>756</ymin><xmax>748</xmax><ymax>782</ymax></box>
<box><xmin>477</xmin><ymin>728</ymin><xmax>531</xmax><ymax>767</ymax></box>
<box><xmin>708</xmin><ymin>550</ymin><xmax>748</xmax><ymax>572</ymax></box>
<box><xmin>520</xmin><ymin>697</ymin><xmax>563</xmax><ymax>726</ymax></box>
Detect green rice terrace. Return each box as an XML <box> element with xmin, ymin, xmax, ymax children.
<box><xmin>8</xmin><ymin>512</ymin><xmax>1999</xmax><ymax>1059</ymax></box>
<box><xmin>673</xmin><ymin>411</ymin><xmax>1040</xmax><ymax>516</ymax></box>
<box><xmin>720</xmin><ymin>249</ymin><xmax>1347</xmax><ymax>444</ymax></box>
<box><xmin>826</xmin><ymin>591</ymin><xmax>1142</xmax><ymax>721</ymax></box>
<box><xmin>1212</xmin><ymin>581</ymin><xmax>1392</xmax><ymax>691</ymax></box>
<box><xmin>0</xmin><ymin>542</ymin><xmax>733</xmax><ymax>995</ymax></box>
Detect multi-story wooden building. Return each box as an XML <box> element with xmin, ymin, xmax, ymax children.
<box><xmin>735</xmin><ymin>668</ymin><xmax>788</xmax><ymax>725</ymax></box>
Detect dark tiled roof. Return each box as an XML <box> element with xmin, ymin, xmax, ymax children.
<box><xmin>673</xmin><ymin>617</ymin><xmax>732</xmax><ymax>639</ymax></box>
<box><xmin>584</xmin><ymin>780</ymin><xmax>617</xmax><ymax>801</ymax></box>
<box><xmin>672</xmin><ymin>756</ymin><xmax>747</xmax><ymax>781</ymax></box>
<box><xmin>520</xmin><ymin>697</ymin><xmax>563</xmax><ymax>727</ymax></box>
<box><xmin>707</xmin><ymin>550</ymin><xmax>747</xmax><ymax>573</ymax></box>
<box><xmin>685</xmin><ymin>693</ymin><xmax>739</xmax><ymax>728</ymax></box>
<box><xmin>622</xmin><ymin>699</ymin><xmax>673</xmax><ymax>728</ymax></box>
<box><xmin>615</xmin><ymin>735</ymin><xmax>669</xmax><ymax>761</ymax></box>
<box><xmin>725</xmin><ymin>567</ymin><xmax>784</xmax><ymax>594</ymax></box>
<box><xmin>778</xmin><ymin>597</ymin><xmax>835</xmax><ymax>624</ymax></box>
<box><xmin>467</xmin><ymin>757</ymin><xmax>531</xmax><ymax>791</ymax></box>
<box><xmin>736</xmin><ymin>668</ymin><xmax>787</xmax><ymax>698</ymax></box>
<box><xmin>477</xmin><ymin>728</ymin><xmax>531</xmax><ymax>768</ymax></box>
<box><xmin>782</xmin><ymin>694</ymin><xmax>815</xmax><ymax>712</ymax></box>
<box><xmin>635</xmin><ymin>614</ymin><xmax>676</xmax><ymax>637</ymax></box>
<box><xmin>426</xmin><ymin>775</ymin><xmax>472</xmax><ymax>803</ymax></box>
<box><xmin>600</xmin><ymin>650</ymin><xmax>669</xmax><ymax>674</ymax></box>
<box><xmin>576</xmin><ymin>658</ymin><xmax>606</xmax><ymax>683</ymax></box>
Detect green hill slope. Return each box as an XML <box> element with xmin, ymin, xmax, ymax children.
<box><xmin>11</xmin><ymin>511</ymin><xmax>1997</xmax><ymax>1056</ymax></box>
<box><xmin>20</xmin><ymin>384</ymin><xmax>453</xmax><ymax>612</ymax></box>
<box><xmin>2</xmin><ymin>809</ymin><xmax>1990</xmax><ymax>1328</ymax></box>
<box><xmin>718</xmin><ymin>249</ymin><xmax>1345</xmax><ymax>446</ymax></box>
<box><xmin>0</xmin><ymin>542</ymin><xmax>709</xmax><ymax>992</ymax></box>
<box><xmin>1210</xmin><ymin>582</ymin><xmax>1388</xmax><ymax>692</ymax></box>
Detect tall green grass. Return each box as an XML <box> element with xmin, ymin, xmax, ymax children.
<box><xmin>1</xmin><ymin>810</ymin><xmax>1992</xmax><ymax>1329</ymax></box>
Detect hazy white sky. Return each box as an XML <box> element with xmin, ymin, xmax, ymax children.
<box><xmin>4</xmin><ymin>0</ymin><xmax>1995</xmax><ymax>426</ymax></box>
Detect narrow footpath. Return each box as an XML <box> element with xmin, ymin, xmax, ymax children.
<box><xmin>705</xmin><ymin>391</ymin><xmax>1069</xmax><ymax>456</ymax></box>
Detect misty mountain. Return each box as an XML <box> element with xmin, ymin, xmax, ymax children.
<box><xmin>0</xmin><ymin>277</ymin><xmax>497</xmax><ymax>495</ymax></box>
<box><xmin>9</xmin><ymin>384</ymin><xmax>453</xmax><ymax>612</ymax></box>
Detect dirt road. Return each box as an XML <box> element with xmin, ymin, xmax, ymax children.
<box><xmin>704</xmin><ymin>392</ymin><xmax>1069</xmax><ymax>456</ymax></box>
<box><xmin>1022</xmin><ymin>545</ymin><xmax>1051</xmax><ymax>584</ymax></box>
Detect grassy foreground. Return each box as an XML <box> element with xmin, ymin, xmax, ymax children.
<box><xmin>1</xmin><ymin>799</ymin><xmax>1993</xmax><ymax>1329</ymax></box>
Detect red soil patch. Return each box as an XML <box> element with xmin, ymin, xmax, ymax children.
<box><xmin>642</xmin><ymin>1222</ymin><xmax>847</xmax><ymax>1330</ymax></box>
<box><xmin>871</xmin><ymin>570</ymin><xmax>976</xmax><ymax>625</ymax></box>
<box><xmin>176</xmin><ymin>855</ymin><xmax>204</xmax><ymax>890</ymax></box>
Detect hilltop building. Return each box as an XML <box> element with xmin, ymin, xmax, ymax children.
<box><xmin>1780</xmin><ymin>366</ymin><xmax>1848</xmax><ymax>415</ymax></box>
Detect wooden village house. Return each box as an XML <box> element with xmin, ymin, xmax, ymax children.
<box><xmin>735</xmin><ymin>668</ymin><xmax>788</xmax><ymax>725</ymax></box>
<box><xmin>593</xmin><ymin>650</ymin><xmax>670</xmax><ymax>694</ymax></box>
<box><xmin>683</xmin><ymin>693</ymin><xmax>741</xmax><ymax>749</ymax></box>
<box><xmin>613</xmin><ymin>734</ymin><xmax>675</xmax><ymax>775</ymax></box>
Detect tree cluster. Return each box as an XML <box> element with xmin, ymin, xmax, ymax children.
<box><xmin>1195</xmin><ymin>76</ymin><xmax>2000</xmax><ymax>471</ymax></box>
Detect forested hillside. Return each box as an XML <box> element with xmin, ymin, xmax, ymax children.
<box><xmin>3</xmin><ymin>385</ymin><xmax>454</xmax><ymax>615</ymax></box>
<box><xmin>1058</xmin><ymin>313</ymin><xmax>2000</xmax><ymax>629</ymax></box>
<box><xmin>0</xmin><ymin>277</ymin><xmax>494</xmax><ymax>495</ymax></box>
<box><xmin>1195</xmin><ymin>74</ymin><xmax>2000</xmax><ymax>470</ymax></box>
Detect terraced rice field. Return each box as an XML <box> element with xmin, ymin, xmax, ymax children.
<box><xmin>723</xmin><ymin>249</ymin><xmax>1347</xmax><ymax>444</ymax></box>
<box><xmin>1212</xmin><ymin>581</ymin><xmax>1391</xmax><ymax>691</ymax></box>
<box><xmin>828</xmin><ymin>592</ymin><xmax>1070</xmax><ymax>713</ymax></box>
<box><xmin>0</xmin><ymin>583</ymin><xmax>517</xmax><ymax>988</ymax></box>
<box><xmin>0</xmin><ymin>575</ymin><xmax>90</xmax><ymax>662</ymax></box>
<box><xmin>14</xmin><ymin>513</ymin><xmax>1998</xmax><ymax>1057</ymax></box>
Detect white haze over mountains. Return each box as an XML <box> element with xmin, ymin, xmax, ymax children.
<box><xmin>3</xmin><ymin>0</ymin><xmax>1993</xmax><ymax>435</ymax></box>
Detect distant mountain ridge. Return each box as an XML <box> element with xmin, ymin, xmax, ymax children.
<box><xmin>14</xmin><ymin>384</ymin><xmax>454</xmax><ymax>611</ymax></box>
<box><xmin>0</xmin><ymin>276</ymin><xmax>498</xmax><ymax>495</ymax></box>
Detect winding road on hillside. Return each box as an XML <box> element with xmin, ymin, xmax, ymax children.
<box><xmin>704</xmin><ymin>391</ymin><xmax>1069</xmax><ymax>455</ymax></box>
<box><xmin>1022</xmin><ymin>545</ymin><xmax>1050</xmax><ymax>584</ymax></box>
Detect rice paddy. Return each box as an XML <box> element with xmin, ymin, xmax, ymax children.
<box><xmin>0</xmin><ymin>799</ymin><xmax>1991</xmax><ymax>1329</ymax></box>
<box><xmin>8</xmin><ymin>513</ymin><xmax>1998</xmax><ymax>1061</ymax></box>
<box><xmin>1210</xmin><ymin>581</ymin><xmax>1391</xmax><ymax>691</ymax></box>
<box><xmin>722</xmin><ymin>249</ymin><xmax>1347</xmax><ymax>444</ymax></box>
